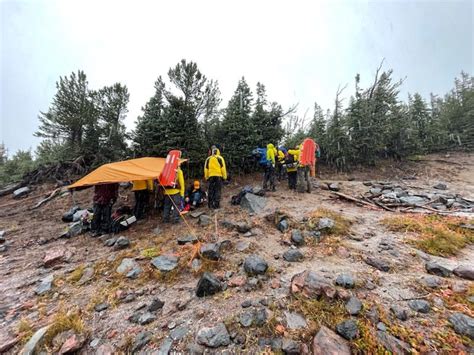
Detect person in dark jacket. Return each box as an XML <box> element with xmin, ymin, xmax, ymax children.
<box><xmin>91</xmin><ymin>183</ymin><xmax>119</xmax><ymax>236</ymax></box>
<box><xmin>185</xmin><ymin>180</ymin><xmax>205</xmax><ymax>210</ymax></box>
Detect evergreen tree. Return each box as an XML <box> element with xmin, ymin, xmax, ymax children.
<box><xmin>220</xmin><ymin>77</ymin><xmax>255</xmax><ymax>170</ymax></box>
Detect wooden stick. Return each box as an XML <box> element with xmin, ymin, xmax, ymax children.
<box><xmin>333</xmin><ymin>192</ymin><xmax>379</xmax><ymax>208</ymax></box>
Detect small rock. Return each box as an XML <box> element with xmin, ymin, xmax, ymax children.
<box><xmin>170</xmin><ymin>326</ymin><xmax>189</xmax><ymax>341</ymax></box>
<box><xmin>240</xmin><ymin>310</ymin><xmax>255</xmax><ymax>327</ymax></box>
<box><xmin>425</xmin><ymin>261</ymin><xmax>452</xmax><ymax>277</ymax></box>
<box><xmin>290</xmin><ymin>270</ymin><xmax>337</xmax><ymax>300</ymax></box>
<box><xmin>126</xmin><ymin>267</ymin><xmax>142</xmax><ymax>279</ymax></box>
<box><xmin>377</xmin><ymin>331</ymin><xmax>411</xmax><ymax>354</ymax></box>
<box><xmin>419</xmin><ymin>275</ymin><xmax>443</xmax><ymax>288</ymax></box>
<box><xmin>336</xmin><ymin>319</ymin><xmax>359</xmax><ymax>340</ymax></box>
<box><xmin>243</xmin><ymin>254</ymin><xmax>268</xmax><ymax>275</ymax></box>
<box><xmin>235</xmin><ymin>240</ymin><xmax>251</xmax><ymax>252</ymax></box>
<box><xmin>200</xmin><ymin>243</ymin><xmax>221</xmax><ymax>261</ymax></box>
<box><xmin>151</xmin><ymin>255</ymin><xmax>178</xmax><ymax>272</ymax></box>
<box><xmin>408</xmin><ymin>300</ymin><xmax>431</xmax><ymax>313</ymax></box>
<box><xmin>78</xmin><ymin>267</ymin><xmax>94</xmax><ymax>285</ymax></box>
<box><xmin>228</xmin><ymin>275</ymin><xmax>247</xmax><ymax>287</ymax></box>
<box><xmin>271</xmin><ymin>278</ymin><xmax>281</xmax><ymax>289</ymax></box>
<box><xmin>43</xmin><ymin>248</ymin><xmax>66</xmax><ymax>267</ymax></box>
<box><xmin>114</xmin><ymin>236</ymin><xmax>130</xmax><ymax>250</ymax></box>
<box><xmin>157</xmin><ymin>337</ymin><xmax>173</xmax><ymax>354</ymax></box>
<box><xmin>116</xmin><ymin>258</ymin><xmax>139</xmax><ymax>274</ymax></box>
<box><xmin>284</xmin><ymin>311</ymin><xmax>307</xmax><ymax>329</ymax></box>
<box><xmin>390</xmin><ymin>305</ymin><xmax>408</xmax><ymax>321</ymax></box>
<box><xmin>281</xmin><ymin>338</ymin><xmax>300</xmax><ymax>354</ymax></box>
<box><xmin>187</xmin><ymin>343</ymin><xmax>205</xmax><ymax>355</ymax></box>
<box><xmin>196</xmin><ymin>272</ymin><xmax>223</xmax><ymax>297</ymax></box>
<box><xmin>345</xmin><ymin>296</ymin><xmax>362</xmax><ymax>315</ymax></box>
<box><xmin>318</xmin><ymin>217</ymin><xmax>335</xmax><ymax>231</ymax></box>
<box><xmin>177</xmin><ymin>234</ymin><xmax>198</xmax><ymax>245</ymax></box>
<box><xmin>245</xmin><ymin>277</ymin><xmax>261</xmax><ymax>291</ymax></box>
<box><xmin>19</xmin><ymin>325</ymin><xmax>50</xmax><ymax>355</ymax></box>
<box><xmin>35</xmin><ymin>274</ymin><xmax>54</xmax><ymax>295</ymax></box>
<box><xmin>190</xmin><ymin>211</ymin><xmax>205</xmax><ymax>219</ymax></box>
<box><xmin>328</xmin><ymin>183</ymin><xmax>340</xmax><ymax>191</ymax></box>
<box><xmin>369</xmin><ymin>187</ymin><xmax>382</xmax><ymax>194</ymax></box>
<box><xmin>131</xmin><ymin>331</ymin><xmax>152</xmax><ymax>353</ymax></box>
<box><xmin>148</xmin><ymin>298</ymin><xmax>165</xmax><ymax>312</ymax></box>
<box><xmin>94</xmin><ymin>303</ymin><xmax>109</xmax><ymax>312</ymax></box>
<box><xmin>138</xmin><ymin>312</ymin><xmax>156</xmax><ymax>325</ymax></box>
<box><xmin>277</xmin><ymin>219</ymin><xmax>289</xmax><ymax>233</ymax></box>
<box><xmin>199</xmin><ymin>214</ymin><xmax>212</xmax><ymax>226</ymax></box>
<box><xmin>453</xmin><ymin>265</ymin><xmax>474</xmax><ymax>280</ymax></box>
<box><xmin>241</xmin><ymin>300</ymin><xmax>252</xmax><ymax>308</ymax></box>
<box><xmin>312</xmin><ymin>326</ymin><xmax>350</xmax><ymax>355</ymax></box>
<box><xmin>240</xmin><ymin>193</ymin><xmax>267</xmax><ymax>213</ymax></box>
<box><xmin>335</xmin><ymin>274</ymin><xmax>355</xmax><ymax>289</ymax></box>
<box><xmin>448</xmin><ymin>312</ymin><xmax>474</xmax><ymax>339</ymax></box>
<box><xmin>290</xmin><ymin>230</ymin><xmax>304</xmax><ymax>246</ymax></box>
<box><xmin>433</xmin><ymin>182</ymin><xmax>447</xmax><ymax>190</ymax></box>
<box><xmin>283</xmin><ymin>249</ymin><xmax>304</xmax><ymax>262</ymax></box>
<box><xmin>377</xmin><ymin>322</ymin><xmax>387</xmax><ymax>331</ymax></box>
<box><xmin>365</xmin><ymin>256</ymin><xmax>390</xmax><ymax>272</ymax></box>
<box><xmin>0</xmin><ymin>245</ymin><xmax>7</xmax><ymax>252</ymax></box>
<box><xmin>90</xmin><ymin>338</ymin><xmax>100</xmax><ymax>348</ymax></box>
<box><xmin>191</xmin><ymin>258</ymin><xmax>202</xmax><ymax>272</ymax></box>
<box><xmin>104</xmin><ymin>237</ymin><xmax>117</xmax><ymax>247</ymax></box>
<box><xmin>58</xmin><ymin>333</ymin><xmax>85</xmax><ymax>354</ymax></box>
<box><xmin>235</xmin><ymin>222</ymin><xmax>251</xmax><ymax>233</ymax></box>
<box><xmin>196</xmin><ymin>322</ymin><xmax>231</xmax><ymax>348</ymax></box>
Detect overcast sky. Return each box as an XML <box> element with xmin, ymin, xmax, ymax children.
<box><xmin>1</xmin><ymin>0</ymin><xmax>472</xmax><ymax>155</ymax></box>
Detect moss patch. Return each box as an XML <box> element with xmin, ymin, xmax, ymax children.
<box><xmin>306</xmin><ymin>208</ymin><xmax>353</xmax><ymax>237</ymax></box>
<box><xmin>382</xmin><ymin>214</ymin><xmax>474</xmax><ymax>256</ymax></box>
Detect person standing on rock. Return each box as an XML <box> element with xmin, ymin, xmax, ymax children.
<box><xmin>91</xmin><ymin>183</ymin><xmax>119</xmax><ymax>236</ymax></box>
<box><xmin>163</xmin><ymin>163</ymin><xmax>185</xmax><ymax>223</ymax></box>
<box><xmin>204</xmin><ymin>145</ymin><xmax>227</xmax><ymax>209</ymax></box>
<box><xmin>263</xmin><ymin>143</ymin><xmax>277</xmax><ymax>191</ymax></box>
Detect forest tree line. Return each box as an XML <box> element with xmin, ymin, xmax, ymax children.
<box><xmin>0</xmin><ymin>59</ymin><xmax>473</xmax><ymax>184</ymax></box>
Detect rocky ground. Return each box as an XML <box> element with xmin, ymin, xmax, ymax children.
<box><xmin>0</xmin><ymin>152</ymin><xmax>473</xmax><ymax>354</ymax></box>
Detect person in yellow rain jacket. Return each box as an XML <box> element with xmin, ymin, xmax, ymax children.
<box><xmin>163</xmin><ymin>165</ymin><xmax>185</xmax><ymax>223</ymax></box>
<box><xmin>204</xmin><ymin>145</ymin><xmax>227</xmax><ymax>209</ymax></box>
<box><xmin>132</xmin><ymin>179</ymin><xmax>153</xmax><ymax>220</ymax></box>
<box><xmin>276</xmin><ymin>147</ymin><xmax>286</xmax><ymax>181</ymax></box>
<box><xmin>263</xmin><ymin>143</ymin><xmax>277</xmax><ymax>191</ymax></box>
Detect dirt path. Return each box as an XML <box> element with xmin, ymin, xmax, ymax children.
<box><xmin>0</xmin><ymin>153</ymin><xmax>473</xmax><ymax>353</ymax></box>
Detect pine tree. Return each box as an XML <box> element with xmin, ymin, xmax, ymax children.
<box><xmin>220</xmin><ymin>77</ymin><xmax>256</xmax><ymax>170</ymax></box>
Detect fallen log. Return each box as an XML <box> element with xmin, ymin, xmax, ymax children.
<box><xmin>31</xmin><ymin>187</ymin><xmax>67</xmax><ymax>210</ymax></box>
<box><xmin>364</xmin><ymin>197</ymin><xmax>396</xmax><ymax>212</ymax></box>
<box><xmin>332</xmin><ymin>192</ymin><xmax>380</xmax><ymax>209</ymax></box>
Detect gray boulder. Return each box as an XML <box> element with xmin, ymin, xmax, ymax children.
<box><xmin>399</xmin><ymin>195</ymin><xmax>428</xmax><ymax>206</ymax></box>
<box><xmin>448</xmin><ymin>312</ymin><xmax>474</xmax><ymax>339</ymax></box>
<box><xmin>148</xmin><ymin>298</ymin><xmax>165</xmax><ymax>312</ymax></box>
<box><xmin>157</xmin><ymin>338</ymin><xmax>173</xmax><ymax>354</ymax></box>
<box><xmin>151</xmin><ymin>255</ymin><xmax>178</xmax><ymax>272</ymax></box>
<box><xmin>419</xmin><ymin>275</ymin><xmax>443</xmax><ymax>288</ymax></box>
<box><xmin>408</xmin><ymin>300</ymin><xmax>431</xmax><ymax>313</ymax></box>
<box><xmin>290</xmin><ymin>270</ymin><xmax>337</xmax><ymax>300</ymax></box>
<box><xmin>433</xmin><ymin>182</ymin><xmax>447</xmax><ymax>190</ymax></box>
<box><xmin>336</xmin><ymin>319</ymin><xmax>359</xmax><ymax>340</ymax></box>
<box><xmin>453</xmin><ymin>265</ymin><xmax>474</xmax><ymax>280</ymax></box>
<box><xmin>196</xmin><ymin>322</ymin><xmax>231</xmax><ymax>348</ymax></box>
<box><xmin>243</xmin><ymin>254</ymin><xmax>268</xmax><ymax>275</ymax></box>
<box><xmin>116</xmin><ymin>258</ymin><xmax>140</xmax><ymax>275</ymax></box>
<box><xmin>240</xmin><ymin>193</ymin><xmax>266</xmax><ymax>213</ymax></box>
<box><xmin>312</xmin><ymin>326</ymin><xmax>350</xmax><ymax>355</ymax></box>
<box><xmin>114</xmin><ymin>236</ymin><xmax>130</xmax><ymax>250</ymax></box>
<box><xmin>35</xmin><ymin>274</ymin><xmax>54</xmax><ymax>295</ymax></box>
<box><xmin>283</xmin><ymin>249</ymin><xmax>304</xmax><ymax>262</ymax></box>
<box><xmin>335</xmin><ymin>274</ymin><xmax>355</xmax><ymax>289</ymax></box>
<box><xmin>376</xmin><ymin>331</ymin><xmax>411</xmax><ymax>354</ymax></box>
<box><xmin>196</xmin><ymin>272</ymin><xmax>223</xmax><ymax>297</ymax></box>
<box><xmin>284</xmin><ymin>311</ymin><xmax>307</xmax><ymax>329</ymax></box>
<box><xmin>318</xmin><ymin>217</ymin><xmax>335</xmax><ymax>231</ymax></box>
<box><xmin>390</xmin><ymin>305</ymin><xmax>409</xmax><ymax>321</ymax></box>
<box><xmin>131</xmin><ymin>331</ymin><xmax>152</xmax><ymax>353</ymax></box>
<box><xmin>19</xmin><ymin>325</ymin><xmax>50</xmax><ymax>355</ymax></box>
<box><xmin>281</xmin><ymin>338</ymin><xmax>300</xmax><ymax>354</ymax></box>
<box><xmin>104</xmin><ymin>237</ymin><xmax>117</xmax><ymax>247</ymax></box>
<box><xmin>277</xmin><ymin>219</ymin><xmax>289</xmax><ymax>233</ymax></box>
<box><xmin>170</xmin><ymin>326</ymin><xmax>189</xmax><ymax>341</ymax></box>
<box><xmin>365</xmin><ymin>256</ymin><xmax>391</xmax><ymax>272</ymax></box>
<box><xmin>240</xmin><ymin>310</ymin><xmax>255</xmax><ymax>327</ymax></box>
<box><xmin>290</xmin><ymin>230</ymin><xmax>304</xmax><ymax>246</ymax></box>
<box><xmin>425</xmin><ymin>261</ymin><xmax>452</xmax><ymax>277</ymax></box>
<box><xmin>345</xmin><ymin>296</ymin><xmax>362</xmax><ymax>315</ymax></box>
<box><xmin>200</xmin><ymin>243</ymin><xmax>221</xmax><ymax>261</ymax></box>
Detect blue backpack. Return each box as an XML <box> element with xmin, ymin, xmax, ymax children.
<box><xmin>252</xmin><ymin>148</ymin><xmax>270</xmax><ymax>167</ymax></box>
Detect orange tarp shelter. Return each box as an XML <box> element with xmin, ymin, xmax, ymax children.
<box><xmin>68</xmin><ymin>157</ymin><xmax>185</xmax><ymax>189</ymax></box>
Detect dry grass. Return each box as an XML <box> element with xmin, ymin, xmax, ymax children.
<box><xmin>382</xmin><ymin>214</ymin><xmax>474</xmax><ymax>256</ymax></box>
<box><xmin>17</xmin><ymin>318</ymin><xmax>34</xmax><ymax>344</ymax></box>
<box><xmin>141</xmin><ymin>248</ymin><xmax>160</xmax><ymax>258</ymax></box>
<box><xmin>67</xmin><ymin>265</ymin><xmax>85</xmax><ymax>284</ymax></box>
<box><xmin>306</xmin><ymin>208</ymin><xmax>353</xmax><ymax>237</ymax></box>
<box><xmin>43</xmin><ymin>307</ymin><xmax>87</xmax><ymax>347</ymax></box>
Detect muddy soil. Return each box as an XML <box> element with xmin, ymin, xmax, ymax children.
<box><xmin>0</xmin><ymin>153</ymin><xmax>473</xmax><ymax>353</ymax></box>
